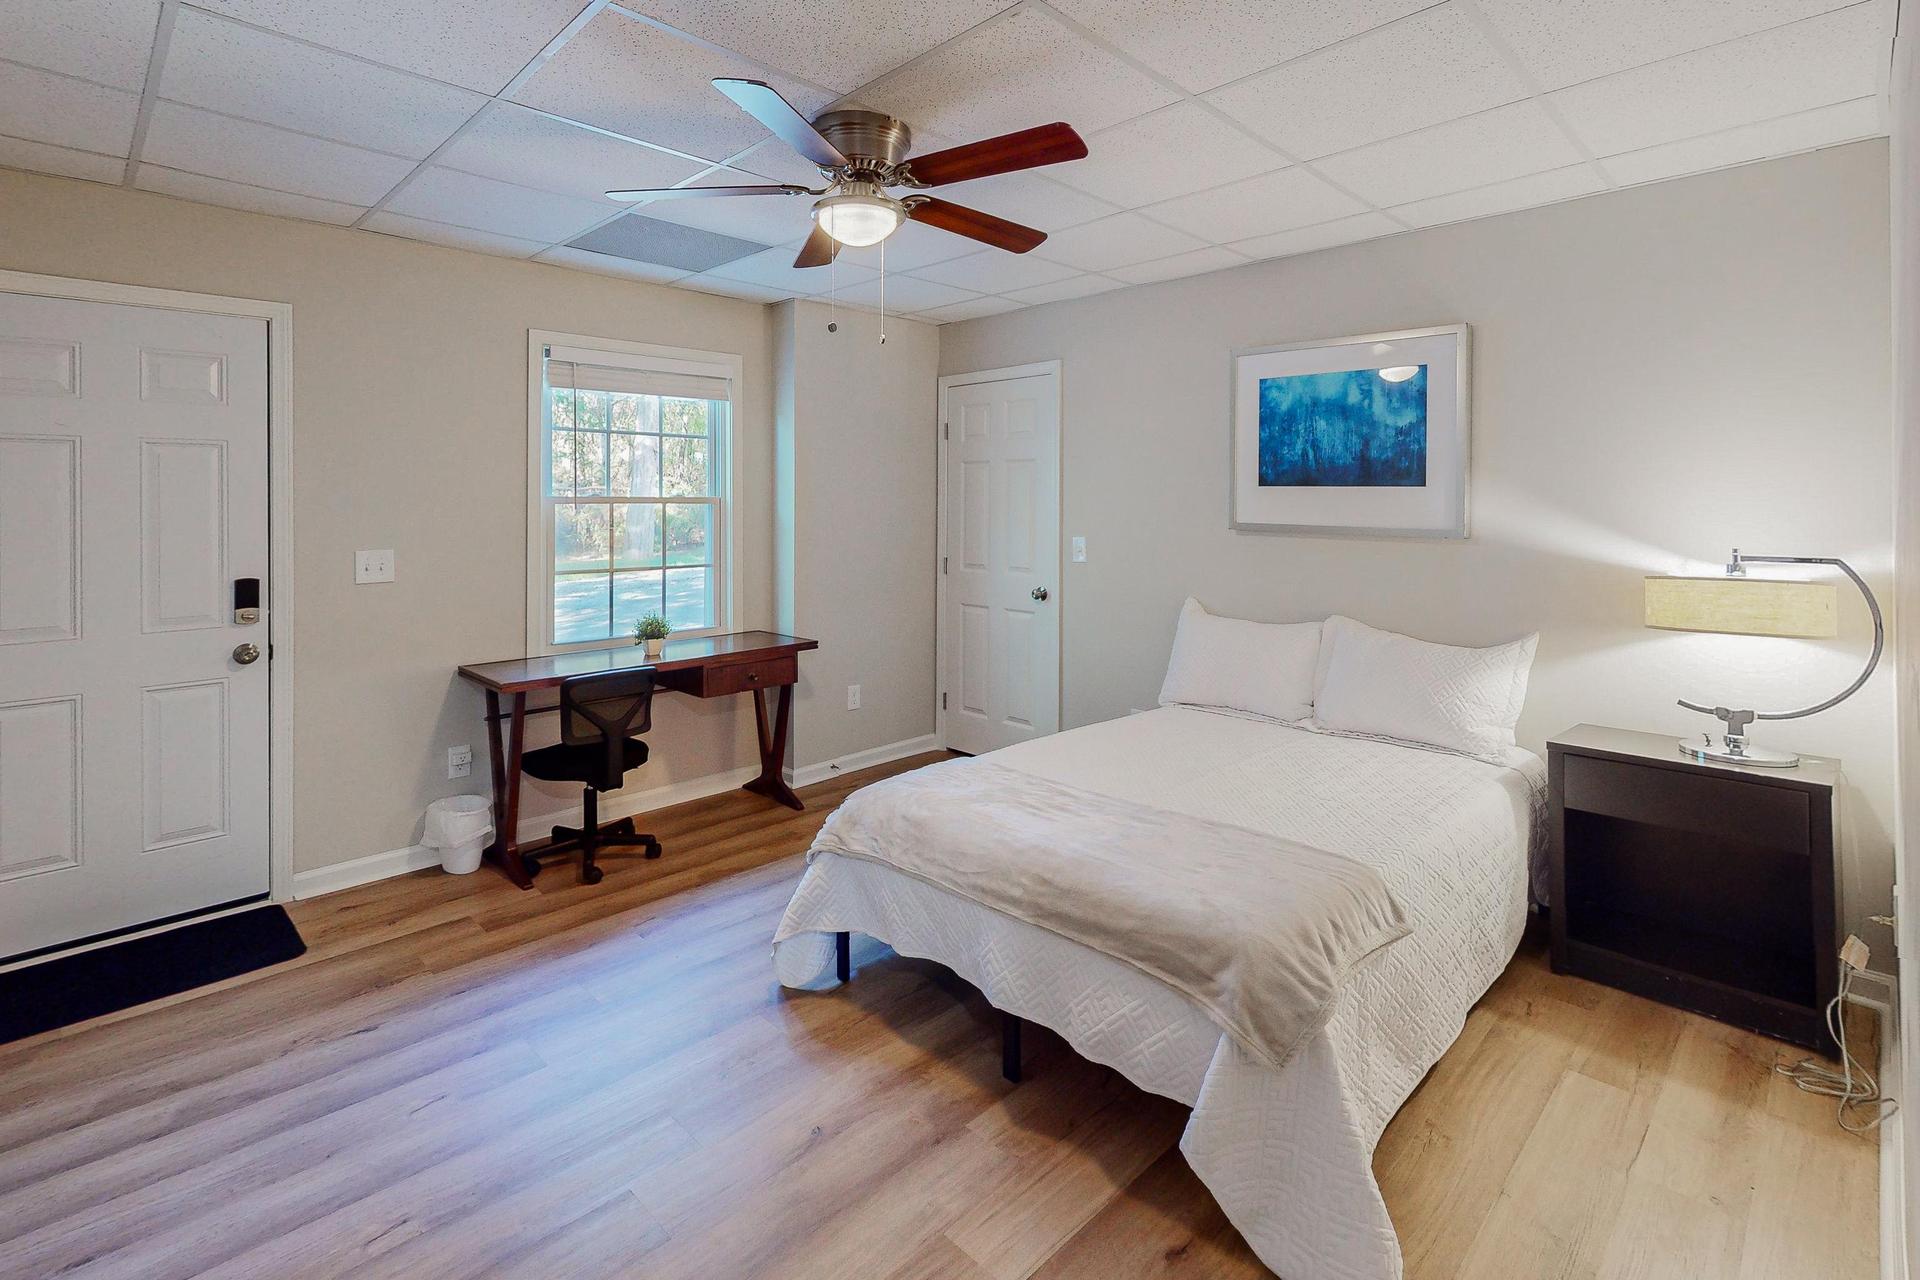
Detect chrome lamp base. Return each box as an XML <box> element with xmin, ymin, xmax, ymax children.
<box><xmin>1676</xmin><ymin>736</ymin><xmax>1801</xmax><ymax>768</ymax></box>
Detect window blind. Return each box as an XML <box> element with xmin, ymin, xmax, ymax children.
<box><xmin>545</xmin><ymin>359</ymin><xmax>732</xmax><ymax>403</ymax></box>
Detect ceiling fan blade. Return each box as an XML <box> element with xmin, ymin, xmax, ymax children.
<box><xmin>899</xmin><ymin>123</ymin><xmax>1087</xmax><ymax>187</ymax></box>
<box><xmin>713</xmin><ymin>79</ymin><xmax>847</xmax><ymax>169</ymax></box>
<box><xmin>605</xmin><ymin>183</ymin><xmax>809</xmax><ymax>201</ymax></box>
<box><xmin>793</xmin><ymin>223</ymin><xmax>841</xmax><ymax>268</ymax></box>
<box><xmin>906</xmin><ymin>197</ymin><xmax>1046</xmax><ymax>253</ymax></box>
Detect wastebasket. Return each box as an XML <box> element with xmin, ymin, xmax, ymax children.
<box><xmin>424</xmin><ymin>795</ymin><xmax>494</xmax><ymax>875</ymax></box>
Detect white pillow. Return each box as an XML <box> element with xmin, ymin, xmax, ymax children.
<box><xmin>1158</xmin><ymin>597</ymin><xmax>1320</xmax><ymax>722</ymax></box>
<box><xmin>1312</xmin><ymin>615</ymin><xmax>1537</xmax><ymax>761</ymax></box>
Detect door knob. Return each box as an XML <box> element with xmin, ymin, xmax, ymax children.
<box><xmin>1030</xmin><ymin>586</ymin><xmax>1049</xmax><ymax>602</ymax></box>
<box><xmin>232</xmin><ymin>642</ymin><xmax>261</xmax><ymax>665</ymax></box>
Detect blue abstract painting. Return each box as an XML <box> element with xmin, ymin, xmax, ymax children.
<box><xmin>1257</xmin><ymin>366</ymin><xmax>1428</xmax><ymax>487</ymax></box>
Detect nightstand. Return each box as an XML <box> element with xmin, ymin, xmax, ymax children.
<box><xmin>1547</xmin><ymin>724</ymin><xmax>1840</xmax><ymax>1052</ymax></box>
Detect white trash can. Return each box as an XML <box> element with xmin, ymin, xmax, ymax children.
<box><xmin>424</xmin><ymin>795</ymin><xmax>494</xmax><ymax>875</ymax></box>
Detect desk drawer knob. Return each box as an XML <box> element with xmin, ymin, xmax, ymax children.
<box><xmin>747</xmin><ymin>670</ymin><xmax>761</xmax><ymax>682</ymax></box>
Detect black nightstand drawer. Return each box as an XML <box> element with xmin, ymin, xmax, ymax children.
<box><xmin>1561</xmin><ymin>754</ymin><xmax>1809</xmax><ymax>856</ymax></box>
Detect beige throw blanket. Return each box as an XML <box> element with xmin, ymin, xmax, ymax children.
<box><xmin>799</xmin><ymin>757</ymin><xmax>1411</xmax><ymax>1071</ymax></box>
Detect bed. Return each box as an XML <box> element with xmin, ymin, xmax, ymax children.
<box><xmin>773</xmin><ymin>701</ymin><xmax>1545</xmax><ymax>1280</ymax></box>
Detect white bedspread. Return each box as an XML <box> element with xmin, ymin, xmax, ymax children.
<box><xmin>772</xmin><ymin>706</ymin><xmax>1546</xmax><ymax>1280</ymax></box>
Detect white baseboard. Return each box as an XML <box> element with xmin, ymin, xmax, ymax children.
<box><xmin>1864</xmin><ymin>969</ymin><xmax>1907</xmax><ymax>1280</ymax></box>
<box><xmin>291</xmin><ymin>736</ymin><xmax>937</xmax><ymax>903</ymax></box>
<box><xmin>292</xmin><ymin>844</ymin><xmax>441</xmax><ymax>899</ymax></box>
<box><xmin>790</xmin><ymin>734</ymin><xmax>939</xmax><ymax>789</ymax></box>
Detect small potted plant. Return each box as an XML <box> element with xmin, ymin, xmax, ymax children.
<box><xmin>634</xmin><ymin>611</ymin><xmax>672</xmax><ymax>659</ymax></box>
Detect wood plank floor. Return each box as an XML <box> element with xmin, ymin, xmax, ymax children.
<box><xmin>0</xmin><ymin>753</ymin><xmax>1879</xmax><ymax>1279</ymax></box>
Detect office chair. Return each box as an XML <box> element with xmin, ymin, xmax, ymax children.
<box><xmin>518</xmin><ymin>668</ymin><xmax>663</xmax><ymax>884</ymax></box>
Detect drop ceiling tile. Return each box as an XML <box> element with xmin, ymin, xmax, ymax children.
<box><xmin>1549</xmin><ymin>5</ymin><xmax>1889</xmax><ymax>157</ymax></box>
<box><xmin>707</xmin><ymin>244</ymin><xmax>878</xmax><ymax>293</ymax></box>
<box><xmin>361</xmin><ymin>210</ymin><xmax>548</xmax><ymax>257</ymax></box>
<box><xmin>1105</xmin><ymin>246</ymin><xmax>1247</xmax><ymax>284</ymax></box>
<box><xmin>1313</xmin><ymin>100</ymin><xmax>1586</xmax><ymax>207</ymax></box>
<box><xmin>133</xmin><ymin>164</ymin><xmax>368</xmax><ymax>224</ymax></box>
<box><xmin>387</xmin><ymin>166</ymin><xmax>615</xmax><ymax>243</ymax></box>
<box><xmin>1034</xmin><ymin>212</ymin><xmax>1207</xmax><ymax>271</ymax></box>
<box><xmin>0</xmin><ymin>135</ymin><xmax>126</xmax><ymax>184</ymax></box>
<box><xmin>1052</xmin><ymin>101</ymin><xmax>1283</xmax><ymax>208</ymax></box>
<box><xmin>1205</xmin><ymin>6</ymin><xmax>1526</xmax><ymax>160</ymax></box>
<box><xmin>1390</xmin><ymin>163</ymin><xmax>1607</xmax><ymax>228</ymax></box>
<box><xmin>438</xmin><ymin>102</ymin><xmax>705</xmax><ymax>203</ymax></box>
<box><xmin>860</xmin><ymin>6</ymin><xmax>1179</xmax><ymax>144</ymax></box>
<box><xmin>834</xmin><ymin>220</ymin><xmax>976</xmax><ymax>272</ymax></box>
<box><xmin>724</xmin><ymin>139</ymin><xmax>834</xmax><ymax>187</ymax></box>
<box><xmin>1143</xmin><ymin>166</ymin><xmax>1366</xmax><ymax>242</ymax></box>
<box><xmin>1476</xmin><ymin>0</ymin><xmax>1851</xmax><ymax>92</ymax></box>
<box><xmin>637</xmin><ymin>186</ymin><xmax>817</xmax><ymax>247</ymax></box>
<box><xmin>514</xmin><ymin>10</ymin><xmax>833</xmax><ymax>164</ymax></box>
<box><xmin>911</xmin><ymin>248</ymin><xmax>1082</xmax><ymax>293</ymax></box>
<box><xmin>140</xmin><ymin>101</ymin><xmax>416</xmax><ymax>204</ymax></box>
<box><xmin>916</xmin><ymin>295</ymin><xmax>1026</xmax><ymax>323</ymax></box>
<box><xmin>829</xmin><ymin>274</ymin><xmax>982</xmax><ymax>312</ymax></box>
<box><xmin>159</xmin><ymin>9</ymin><xmax>487</xmax><ymax>159</ymax></box>
<box><xmin>1004</xmin><ymin>274</ymin><xmax>1128</xmax><ymax>305</ymax></box>
<box><xmin>1049</xmin><ymin>0</ymin><xmax>1435</xmax><ymax>94</ymax></box>
<box><xmin>929</xmin><ymin>171</ymin><xmax>1118</xmax><ymax>232</ymax></box>
<box><xmin>678</xmin><ymin>275</ymin><xmax>793</xmax><ymax>302</ymax></box>
<box><xmin>0</xmin><ymin>63</ymin><xmax>139</xmax><ymax>155</ymax></box>
<box><xmin>536</xmin><ymin>245</ymin><xmax>694</xmax><ymax>283</ymax></box>
<box><xmin>196</xmin><ymin>0</ymin><xmax>584</xmax><ymax>94</ymax></box>
<box><xmin>625</xmin><ymin>0</ymin><xmax>1008</xmax><ymax>94</ymax></box>
<box><xmin>1229</xmin><ymin>210</ymin><xmax>1403</xmax><ymax>260</ymax></box>
<box><xmin>1603</xmin><ymin>96</ymin><xmax>1884</xmax><ymax>186</ymax></box>
<box><xmin>0</xmin><ymin>0</ymin><xmax>159</xmax><ymax>92</ymax></box>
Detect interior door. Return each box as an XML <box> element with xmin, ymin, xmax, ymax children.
<box><xmin>0</xmin><ymin>291</ymin><xmax>270</xmax><ymax>961</ymax></box>
<box><xmin>941</xmin><ymin>368</ymin><xmax>1061</xmax><ymax>756</ymax></box>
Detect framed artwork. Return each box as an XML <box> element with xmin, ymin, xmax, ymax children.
<box><xmin>1230</xmin><ymin>324</ymin><xmax>1470</xmax><ymax>538</ymax></box>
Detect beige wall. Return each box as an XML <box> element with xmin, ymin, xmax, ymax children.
<box><xmin>774</xmin><ymin>299</ymin><xmax>939</xmax><ymax>769</ymax></box>
<box><xmin>940</xmin><ymin>141</ymin><xmax>1899</xmax><ymax>945</ymax></box>
<box><xmin>0</xmin><ymin>168</ymin><xmax>782</xmax><ymax>873</ymax></box>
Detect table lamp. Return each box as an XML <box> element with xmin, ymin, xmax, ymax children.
<box><xmin>1643</xmin><ymin>548</ymin><xmax>1882</xmax><ymax>768</ymax></box>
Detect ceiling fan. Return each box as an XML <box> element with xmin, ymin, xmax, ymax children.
<box><xmin>606</xmin><ymin>79</ymin><xmax>1088</xmax><ymax>269</ymax></box>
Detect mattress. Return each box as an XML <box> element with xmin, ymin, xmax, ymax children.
<box><xmin>773</xmin><ymin>705</ymin><xmax>1546</xmax><ymax>1280</ymax></box>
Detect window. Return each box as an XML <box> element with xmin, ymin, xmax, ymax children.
<box><xmin>529</xmin><ymin>335</ymin><xmax>738</xmax><ymax>652</ymax></box>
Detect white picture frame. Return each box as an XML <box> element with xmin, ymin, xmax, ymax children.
<box><xmin>1230</xmin><ymin>323</ymin><xmax>1471</xmax><ymax>538</ymax></box>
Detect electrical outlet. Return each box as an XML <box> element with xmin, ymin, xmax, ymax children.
<box><xmin>1071</xmin><ymin>536</ymin><xmax>1086</xmax><ymax>563</ymax></box>
<box><xmin>355</xmin><ymin>549</ymin><xmax>395</xmax><ymax>584</ymax></box>
<box><xmin>846</xmin><ymin>684</ymin><xmax>862</xmax><ymax>711</ymax></box>
<box><xmin>447</xmin><ymin>744</ymin><xmax>472</xmax><ymax>779</ymax></box>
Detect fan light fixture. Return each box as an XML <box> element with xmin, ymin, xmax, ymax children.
<box><xmin>813</xmin><ymin>185</ymin><xmax>905</xmax><ymax>247</ymax></box>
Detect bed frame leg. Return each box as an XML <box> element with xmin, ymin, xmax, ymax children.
<box><xmin>1001</xmin><ymin>1011</ymin><xmax>1022</xmax><ymax>1084</ymax></box>
<box><xmin>834</xmin><ymin>931</ymin><xmax>851</xmax><ymax>983</ymax></box>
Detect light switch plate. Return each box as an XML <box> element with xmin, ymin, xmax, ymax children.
<box><xmin>355</xmin><ymin>549</ymin><xmax>395</xmax><ymax>584</ymax></box>
<box><xmin>1071</xmin><ymin>536</ymin><xmax>1086</xmax><ymax>563</ymax></box>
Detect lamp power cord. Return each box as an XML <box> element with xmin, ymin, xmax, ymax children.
<box><xmin>1773</xmin><ymin>955</ymin><xmax>1898</xmax><ymax>1134</ymax></box>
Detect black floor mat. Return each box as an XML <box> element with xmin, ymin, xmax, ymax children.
<box><xmin>0</xmin><ymin>905</ymin><xmax>306</xmax><ymax>1044</ymax></box>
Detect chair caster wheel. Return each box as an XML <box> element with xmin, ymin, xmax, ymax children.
<box><xmin>582</xmin><ymin>863</ymin><xmax>604</xmax><ymax>885</ymax></box>
<box><xmin>644</xmin><ymin>841</ymin><xmax>662</xmax><ymax>860</ymax></box>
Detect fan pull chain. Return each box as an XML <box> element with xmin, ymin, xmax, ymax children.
<box><xmin>879</xmin><ymin>236</ymin><xmax>887</xmax><ymax>346</ymax></box>
<box><xmin>828</xmin><ymin>250</ymin><xmax>838</xmax><ymax>334</ymax></box>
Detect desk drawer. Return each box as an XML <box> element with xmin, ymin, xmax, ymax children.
<box><xmin>688</xmin><ymin>655</ymin><xmax>796</xmax><ymax>698</ymax></box>
<box><xmin>1560</xmin><ymin>753</ymin><xmax>1809</xmax><ymax>856</ymax></box>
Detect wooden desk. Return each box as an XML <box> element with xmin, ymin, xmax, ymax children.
<box><xmin>457</xmin><ymin>631</ymin><xmax>818</xmax><ymax>889</ymax></box>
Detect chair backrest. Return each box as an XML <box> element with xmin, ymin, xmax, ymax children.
<box><xmin>559</xmin><ymin>668</ymin><xmax>656</xmax><ymax>751</ymax></box>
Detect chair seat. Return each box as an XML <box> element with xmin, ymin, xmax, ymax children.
<box><xmin>520</xmin><ymin>737</ymin><xmax>648</xmax><ymax>788</ymax></box>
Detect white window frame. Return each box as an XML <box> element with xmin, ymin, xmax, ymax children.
<box><xmin>526</xmin><ymin>329</ymin><xmax>742</xmax><ymax>656</ymax></box>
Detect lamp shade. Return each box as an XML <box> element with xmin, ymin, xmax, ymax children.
<box><xmin>1644</xmin><ymin>574</ymin><xmax>1837</xmax><ymax>638</ymax></box>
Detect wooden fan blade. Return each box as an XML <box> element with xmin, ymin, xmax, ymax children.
<box><xmin>900</xmin><ymin>123</ymin><xmax>1087</xmax><ymax>187</ymax></box>
<box><xmin>793</xmin><ymin>223</ymin><xmax>841</xmax><ymax>268</ymax></box>
<box><xmin>907</xmin><ymin>197</ymin><xmax>1046</xmax><ymax>253</ymax></box>
<box><xmin>605</xmin><ymin>184</ymin><xmax>807</xmax><ymax>201</ymax></box>
<box><xmin>713</xmin><ymin>79</ymin><xmax>848</xmax><ymax>169</ymax></box>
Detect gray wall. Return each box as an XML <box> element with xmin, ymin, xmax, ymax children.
<box><xmin>775</xmin><ymin>299</ymin><xmax>939</xmax><ymax>769</ymax></box>
<box><xmin>939</xmin><ymin>141</ymin><xmax>1898</xmax><ymax>945</ymax></box>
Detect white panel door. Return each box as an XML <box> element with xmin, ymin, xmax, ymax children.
<box><xmin>941</xmin><ymin>369</ymin><xmax>1060</xmax><ymax>756</ymax></box>
<box><xmin>0</xmin><ymin>292</ymin><xmax>269</xmax><ymax>960</ymax></box>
